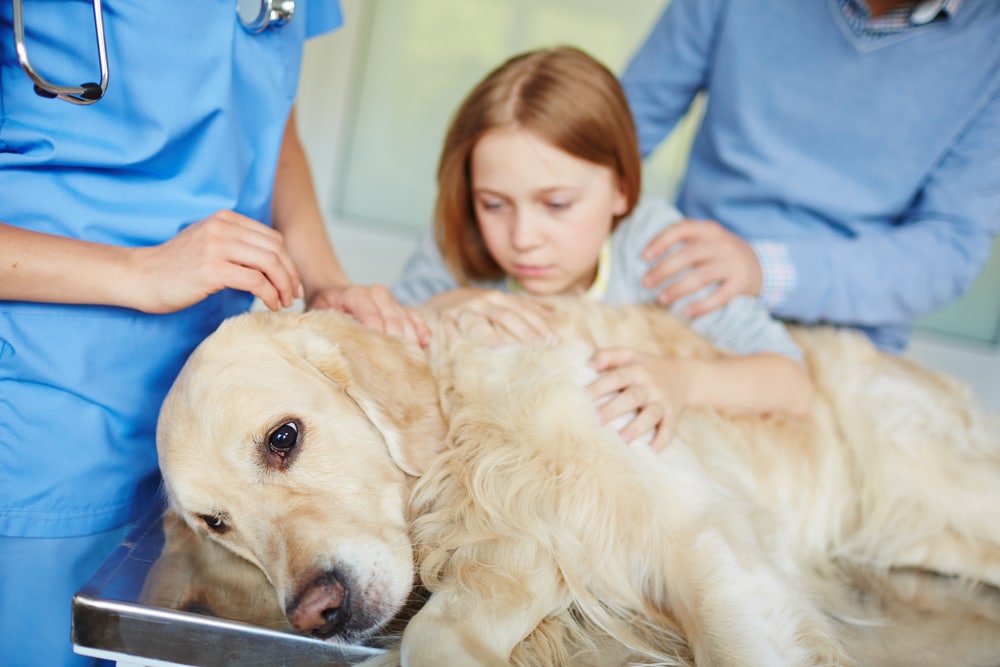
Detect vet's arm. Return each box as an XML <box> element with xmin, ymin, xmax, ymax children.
<box><xmin>0</xmin><ymin>214</ymin><xmax>302</xmax><ymax>313</ymax></box>
<box><xmin>271</xmin><ymin>108</ymin><xmax>429</xmax><ymax>344</ymax></box>
<box><xmin>587</xmin><ymin>349</ymin><xmax>814</xmax><ymax>450</ymax></box>
<box><xmin>270</xmin><ymin>106</ymin><xmax>350</xmax><ymax>305</ymax></box>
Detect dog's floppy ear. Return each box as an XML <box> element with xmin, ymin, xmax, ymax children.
<box><xmin>278</xmin><ymin>312</ymin><xmax>446</xmax><ymax>476</ymax></box>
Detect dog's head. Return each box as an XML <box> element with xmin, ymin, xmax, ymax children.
<box><xmin>156</xmin><ymin>310</ymin><xmax>445</xmax><ymax>642</ymax></box>
<box><xmin>140</xmin><ymin>509</ymin><xmax>290</xmax><ymax>629</ymax></box>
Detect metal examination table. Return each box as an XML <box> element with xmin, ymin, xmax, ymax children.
<box><xmin>71</xmin><ymin>502</ymin><xmax>386</xmax><ymax>667</ymax></box>
<box><xmin>73</xmin><ymin>502</ymin><xmax>1000</xmax><ymax>667</ymax></box>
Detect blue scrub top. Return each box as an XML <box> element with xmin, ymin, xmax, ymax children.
<box><xmin>0</xmin><ymin>0</ymin><xmax>342</xmax><ymax>538</ymax></box>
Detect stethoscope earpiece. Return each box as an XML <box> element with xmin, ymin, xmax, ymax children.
<box><xmin>14</xmin><ymin>0</ymin><xmax>108</xmax><ymax>104</ymax></box>
<box><xmin>32</xmin><ymin>84</ymin><xmax>58</xmax><ymax>100</ymax></box>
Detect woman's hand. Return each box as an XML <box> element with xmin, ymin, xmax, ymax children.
<box><xmin>642</xmin><ymin>219</ymin><xmax>763</xmax><ymax>318</ymax></box>
<box><xmin>131</xmin><ymin>210</ymin><xmax>302</xmax><ymax>313</ymax></box>
<box><xmin>308</xmin><ymin>284</ymin><xmax>430</xmax><ymax>346</ymax></box>
<box><xmin>586</xmin><ymin>348</ymin><xmax>688</xmax><ymax>452</ymax></box>
<box><xmin>426</xmin><ymin>288</ymin><xmax>559</xmax><ymax>345</ymax></box>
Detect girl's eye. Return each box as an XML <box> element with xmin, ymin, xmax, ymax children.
<box><xmin>479</xmin><ymin>199</ymin><xmax>504</xmax><ymax>211</ymax></box>
<box><xmin>546</xmin><ymin>200</ymin><xmax>571</xmax><ymax>211</ymax></box>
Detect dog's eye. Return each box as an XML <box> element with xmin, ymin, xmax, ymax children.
<box><xmin>268</xmin><ymin>422</ymin><xmax>299</xmax><ymax>456</ymax></box>
<box><xmin>197</xmin><ymin>513</ymin><xmax>229</xmax><ymax>535</ymax></box>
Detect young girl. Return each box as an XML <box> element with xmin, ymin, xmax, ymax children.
<box><xmin>392</xmin><ymin>46</ymin><xmax>812</xmax><ymax>451</ymax></box>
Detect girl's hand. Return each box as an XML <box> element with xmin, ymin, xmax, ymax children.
<box><xmin>308</xmin><ymin>284</ymin><xmax>430</xmax><ymax>347</ymax></box>
<box><xmin>428</xmin><ymin>288</ymin><xmax>559</xmax><ymax>345</ymax></box>
<box><xmin>131</xmin><ymin>210</ymin><xmax>302</xmax><ymax>313</ymax></box>
<box><xmin>586</xmin><ymin>348</ymin><xmax>687</xmax><ymax>452</ymax></box>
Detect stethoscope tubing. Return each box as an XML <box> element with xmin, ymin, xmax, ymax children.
<box><xmin>12</xmin><ymin>0</ymin><xmax>291</xmax><ymax>105</ymax></box>
<box><xmin>12</xmin><ymin>0</ymin><xmax>109</xmax><ymax>104</ymax></box>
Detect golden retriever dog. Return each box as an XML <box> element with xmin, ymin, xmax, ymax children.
<box><xmin>155</xmin><ymin>297</ymin><xmax>1000</xmax><ymax>666</ymax></box>
<box><xmin>137</xmin><ymin>509</ymin><xmax>1000</xmax><ymax>666</ymax></box>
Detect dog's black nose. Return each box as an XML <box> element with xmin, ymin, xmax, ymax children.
<box><xmin>286</xmin><ymin>572</ymin><xmax>349</xmax><ymax>639</ymax></box>
<box><xmin>310</xmin><ymin>605</ymin><xmax>347</xmax><ymax>639</ymax></box>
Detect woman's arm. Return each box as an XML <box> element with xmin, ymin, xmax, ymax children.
<box><xmin>587</xmin><ymin>348</ymin><xmax>814</xmax><ymax>452</ymax></box>
<box><xmin>270</xmin><ymin>106</ymin><xmax>350</xmax><ymax>303</ymax></box>
<box><xmin>0</xmin><ymin>214</ymin><xmax>302</xmax><ymax>313</ymax></box>
<box><xmin>271</xmin><ymin>107</ymin><xmax>428</xmax><ymax>343</ymax></box>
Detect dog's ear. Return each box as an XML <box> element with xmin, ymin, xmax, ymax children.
<box><xmin>279</xmin><ymin>312</ymin><xmax>446</xmax><ymax>476</ymax></box>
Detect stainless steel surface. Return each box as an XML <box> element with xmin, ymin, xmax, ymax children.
<box><xmin>72</xmin><ymin>501</ymin><xmax>1000</xmax><ymax>666</ymax></box>
<box><xmin>71</xmin><ymin>503</ymin><xmax>385</xmax><ymax>667</ymax></box>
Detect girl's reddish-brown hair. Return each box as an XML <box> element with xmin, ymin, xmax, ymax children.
<box><xmin>435</xmin><ymin>46</ymin><xmax>643</xmax><ymax>284</ymax></box>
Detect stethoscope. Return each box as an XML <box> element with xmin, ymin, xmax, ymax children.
<box><xmin>12</xmin><ymin>0</ymin><xmax>294</xmax><ymax>105</ymax></box>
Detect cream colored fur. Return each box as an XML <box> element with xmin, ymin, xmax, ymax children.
<box><xmin>156</xmin><ymin>297</ymin><xmax>1000</xmax><ymax>666</ymax></box>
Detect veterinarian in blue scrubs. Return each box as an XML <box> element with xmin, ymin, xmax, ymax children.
<box><xmin>0</xmin><ymin>2</ymin><xmax>420</xmax><ymax>665</ymax></box>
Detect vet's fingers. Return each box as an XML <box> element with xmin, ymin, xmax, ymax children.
<box><xmin>220</xmin><ymin>263</ymin><xmax>284</xmax><ymax>311</ymax></box>
<box><xmin>406</xmin><ymin>308</ymin><xmax>431</xmax><ymax>347</ymax></box>
<box><xmin>207</xmin><ymin>212</ymin><xmax>302</xmax><ymax>308</ymax></box>
<box><xmin>367</xmin><ymin>287</ymin><xmax>423</xmax><ymax>342</ymax></box>
<box><xmin>228</xmin><ymin>241</ymin><xmax>303</xmax><ymax>309</ymax></box>
<box><xmin>337</xmin><ymin>286</ymin><xmax>428</xmax><ymax>345</ymax></box>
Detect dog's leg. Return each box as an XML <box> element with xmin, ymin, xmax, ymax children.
<box><xmin>660</xmin><ymin>512</ymin><xmax>852</xmax><ymax>667</ymax></box>
<box><xmin>398</xmin><ymin>554</ymin><xmax>567</xmax><ymax>667</ymax></box>
<box><xmin>618</xmin><ymin>442</ymin><xmax>851</xmax><ymax>667</ymax></box>
<box><xmin>808</xmin><ymin>338</ymin><xmax>1000</xmax><ymax>589</ymax></box>
<box><xmin>835</xmin><ymin>425</ymin><xmax>1000</xmax><ymax>588</ymax></box>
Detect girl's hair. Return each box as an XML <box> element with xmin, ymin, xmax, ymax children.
<box><xmin>435</xmin><ymin>46</ymin><xmax>643</xmax><ymax>285</ymax></box>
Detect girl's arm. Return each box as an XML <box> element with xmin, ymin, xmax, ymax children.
<box><xmin>587</xmin><ymin>348</ymin><xmax>814</xmax><ymax>452</ymax></box>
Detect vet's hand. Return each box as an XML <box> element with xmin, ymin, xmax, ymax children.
<box><xmin>132</xmin><ymin>210</ymin><xmax>303</xmax><ymax>314</ymax></box>
<box><xmin>429</xmin><ymin>288</ymin><xmax>558</xmax><ymax>345</ymax></box>
<box><xmin>642</xmin><ymin>219</ymin><xmax>763</xmax><ymax>319</ymax></box>
<box><xmin>308</xmin><ymin>284</ymin><xmax>430</xmax><ymax>347</ymax></box>
<box><xmin>586</xmin><ymin>348</ymin><xmax>685</xmax><ymax>452</ymax></box>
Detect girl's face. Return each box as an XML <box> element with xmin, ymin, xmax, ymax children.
<box><xmin>470</xmin><ymin>126</ymin><xmax>627</xmax><ymax>296</ymax></box>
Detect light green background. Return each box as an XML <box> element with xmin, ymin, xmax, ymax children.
<box><xmin>335</xmin><ymin>0</ymin><xmax>1000</xmax><ymax>346</ymax></box>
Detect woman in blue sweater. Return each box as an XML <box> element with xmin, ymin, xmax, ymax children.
<box><xmin>623</xmin><ymin>0</ymin><xmax>1000</xmax><ymax>353</ymax></box>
